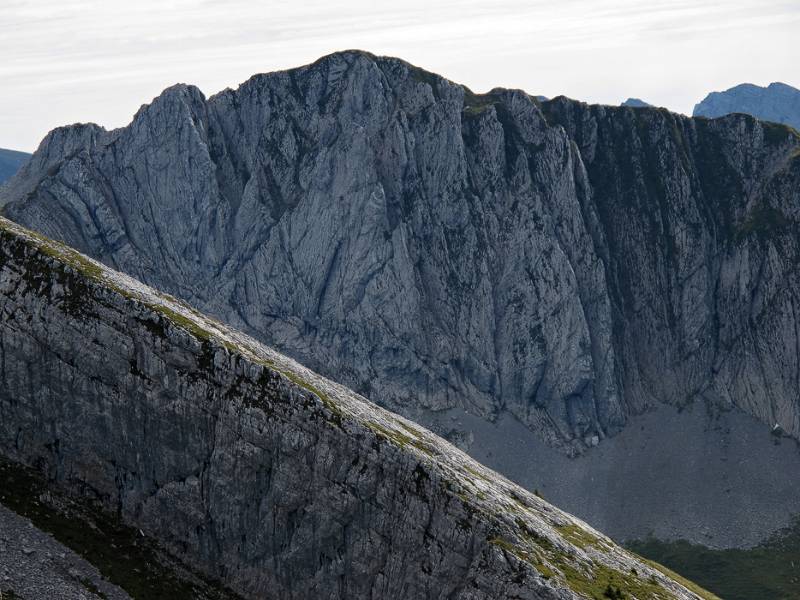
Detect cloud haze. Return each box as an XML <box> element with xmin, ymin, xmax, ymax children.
<box><xmin>2</xmin><ymin>0</ymin><xmax>798</xmax><ymax>151</ymax></box>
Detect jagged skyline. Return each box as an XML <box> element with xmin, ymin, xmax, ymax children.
<box><xmin>3</xmin><ymin>0</ymin><xmax>798</xmax><ymax>152</ymax></box>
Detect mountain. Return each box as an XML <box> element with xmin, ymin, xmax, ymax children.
<box><xmin>3</xmin><ymin>50</ymin><xmax>800</xmax><ymax>558</ymax></box>
<box><xmin>693</xmin><ymin>82</ymin><xmax>800</xmax><ymax>130</ymax></box>
<box><xmin>0</xmin><ymin>147</ymin><xmax>30</xmax><ymax>184</ymax></box>
<box><xmin>621</xmin><ymin>98</ymin><xmax>651</xmax><ymax>107</ymax></box>
<box><xmin>0</xmin><ymin>214</ymin><xmax>714</xmax><ymax>600</ymax></box>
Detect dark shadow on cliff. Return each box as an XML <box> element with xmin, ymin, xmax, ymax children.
<box><xmin>0</xmin><ymin>457</ymin><xmax>242</xmax><ymax>600</ymax></box>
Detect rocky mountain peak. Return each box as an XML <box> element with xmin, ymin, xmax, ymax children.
<box><xmin>3</xmin><ymin>54</ymin><xmax>800</xmax><ymax>455</ymax></box>
<box><xmin>2</xmin><ymin>54</ymin><xmax>800</xmax><ymax>554</ymax></box>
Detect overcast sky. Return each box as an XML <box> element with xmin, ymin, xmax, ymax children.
<box><xmin>3</xmin><ymin>0</ymin><xmax>798</xmax><ymax>152</ymax></box>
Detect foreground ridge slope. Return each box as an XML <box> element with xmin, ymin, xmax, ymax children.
<box><xmin>0</xmin><ymin>215</ymin><xmax>713</xmax><ymax>599</ymax></box>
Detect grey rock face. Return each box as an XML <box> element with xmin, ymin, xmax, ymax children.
<box><xmin>1</xmin><ymin>53</ymin><xmax>625</xmax><ymax>454</ymax></box>
<box><xmin>0</xmin><ymin>148</ymin><xmax>30</xmax><ymax>184</ymax></box>
<box><xmin>4</xmin><ymin>51</ymin><xmax>799</xmax><ymax>459</ymax></box>
<box><xmin>0</xmin><ymin>216</ymin><xmax>707</xmax><ymax>600</ymax></box>
<box><xmin>541</xmin><ymin>97</ymin><xmax>800</xmax><ymax>442</ymax></box>
<box><xmin>693</xmin><ymin>82</ymin><xmax>800</xmax><ymax>130</ymax></box>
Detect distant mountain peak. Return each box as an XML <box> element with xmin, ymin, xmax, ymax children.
<box><xmin>693</xmin><ymin>81</ymin><xmax>800</xmax><ymax>130</ymax></box>
<box><xmin>621</xmin><ymin>97</ymin><xmax>652</xmax><ymax>108</ymax></box>
<box><xmin>0</xmin><ymin>148</ymin><xmax>30</xmax><ymax>185</ymax></box>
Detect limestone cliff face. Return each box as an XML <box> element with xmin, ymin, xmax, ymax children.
<box><xmin>0</xmin><ymin>216</ymin><xmax>708</xmax><ymax>600</ymax></box>
<box><xmin>693</xmin><ymin>82</ymin><xmax>800</xmax><ymax>131</ymax></box>
<box><xmin>3</xmin><ymin>51</ymin><xmax>800</xmax><ymax>455</ymax></box>
<box><xmin>541</xmin><ymin>98</ymin><xmax>800</xmax><ymax>442</ymax></box>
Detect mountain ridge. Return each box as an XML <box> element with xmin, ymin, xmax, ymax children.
<box><xmin>6</xmin><ymin>50</ymin><xmax>799</xmax><ymax>445</ymax></box>
<box><xmin>3</xmin><ymin>50</ymin><xmax>800</xmax><ymax>552</ymax></box>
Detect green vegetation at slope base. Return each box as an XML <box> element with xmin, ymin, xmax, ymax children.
<box><xmin>489</xmin><ymin>532</ymin><xmax>719</xmax><ymax>600</ymax></box>
<box><xmin>626</xmin><ymin>518</ymin><xmax>800</xmax><ymax>600</ymax></box>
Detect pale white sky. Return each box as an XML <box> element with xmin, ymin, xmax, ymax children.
<box><xmin>2</xmin><ymin>0</ymin><xmax>798</xmax><ymax>152</ymax></box>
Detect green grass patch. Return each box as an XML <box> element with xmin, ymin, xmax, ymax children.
<box><xmin>488</xmin><ymin>535</ymin><xmax>557</xmax><ymax>580</ymax></box>
<box><xmin>366</xmin><ymin>419</ymin><xmax>435</xmax><ymax>456</ymax></box>
<box><xmin>274</xmin><ymin>366</ymin><xmax>343</xmax><ymax>422</ymax></box>
<box><xmin>463</xmin><ymin>465</ymin><xmax>490</xmax><ymax>482</ymax></box>
<box><xmin>558</xmin><ymin>562</ymin><xmax>673</xmax><ymax>600</ymax></box>
<box><xmin>557</xmin><ymin>523</ymin><xmax>605</xmax><ymax>550</ymax></box>
<box><xmin>144</xmin><ymin>302</ymin><xmax>214</xmax><ymax>342</ymax></box>
<box><xmin>490</xmin><ymin>523</ymin><xmax>721</xmax><ymax>600</ymax></box>
<box><xmin>489</xmin><ymin>535</ymin><xmax>675</xmax><ymax>598</ymax></box>
<box><xmin>633</xmin><ymin>556</ymin><xmax>721</xmax><ymax>600</ymax></box>
<box><xmin>626</xmin><ymin>519</ymin><xmax>800</xmax><ymax>600</ymax></box>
